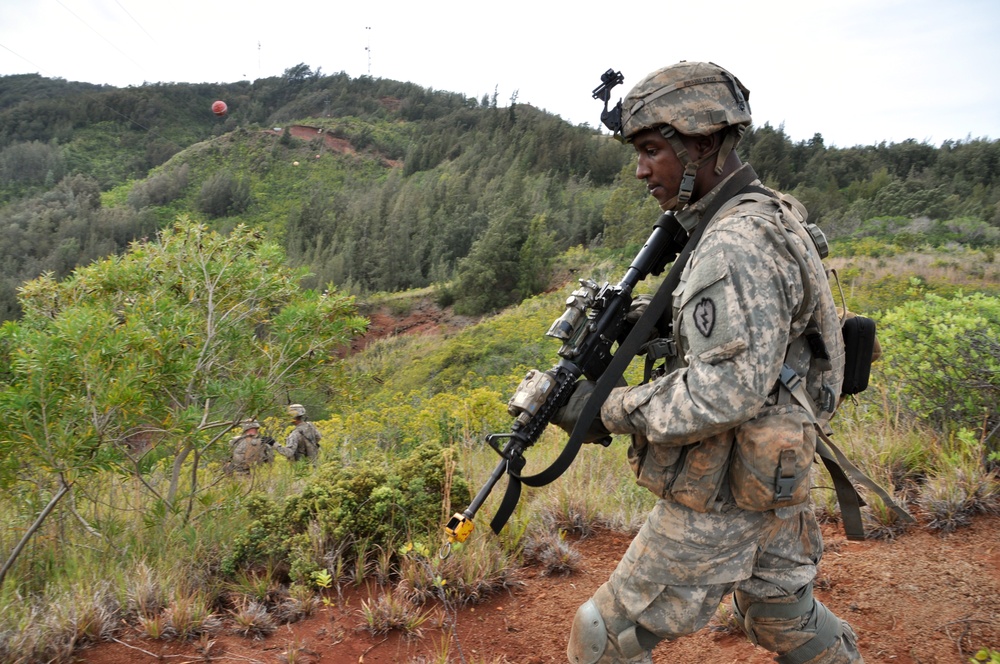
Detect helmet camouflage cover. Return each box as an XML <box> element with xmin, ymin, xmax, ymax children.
<box><xmin>288</xmin><ymin>404</ymin><xmax>307</xmax><ymax>418</ymax></box>
<box><xmin>620</xmin><ymin>61</ymin><xmax>751</xmax><ymax>142</ymax></box>
<box><xmin>241</xmin><ymin>420</ymin><xmax>261</xmax><ymax>432</ymax></box>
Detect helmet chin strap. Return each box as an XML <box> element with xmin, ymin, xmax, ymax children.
<box><xmin>658</xmin><ymin>125</ymin><xmax>742</xmax><ymax>211</ymax></box>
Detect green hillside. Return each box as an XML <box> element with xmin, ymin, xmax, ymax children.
<box><xmin>0</xmin><ymin>205</ymin><xmax>998</xmax><ymax>664</ymax></box>
<box><xmin>2</xmin><ymin>65</ymin><xmax>999</xmax><ymax>323</ymax></box>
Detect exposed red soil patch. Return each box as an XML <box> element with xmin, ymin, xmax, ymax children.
<box><xmin>81</xmin><ymin>514</ymin><xmax>1000</xmax><ymax>664</ymax></box>
<box><xmin>348</xmin><ymin>297</ymin><xmax>480</xmax><ymax>354</ymax></box>
<box><xmin>263</xmin><ymin>124</ymin><xmax>401</xmax><ymax>168</ymax></box>
<box><xmin>263</xmin><ymin>124</ymin><xmax>357</xmax><ymax>155</ymax></box>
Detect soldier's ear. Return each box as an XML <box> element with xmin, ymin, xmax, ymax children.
<box><xmin>690</xmin><ymin>132</ymin><xmax>720</xmax><ymax>162</ymax></box>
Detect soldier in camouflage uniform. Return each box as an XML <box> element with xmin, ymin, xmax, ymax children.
<box><xmin>555</xmin><ymin>62</ymin><xmax>861</xmax><ymax>664</ymax></box>
<box><xmin>275</xmin><ymin>404</ymin><xmax>321</xmax><ymax>464</ymax></box>
<box><xmin>227</xmin><ymin>420</ymin><xmax>273</xmax><ymax>474</ymax></box>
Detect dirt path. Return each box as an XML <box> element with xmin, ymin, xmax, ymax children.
<box><xmin>347</xmin><ymin>296</ymin><xmax>480</xmax><ymax>354</ymax></box>
<box><xmin>82</xmin><ymin>513</ymin><xmax>1000</xmax><ymax>664</ymax></box>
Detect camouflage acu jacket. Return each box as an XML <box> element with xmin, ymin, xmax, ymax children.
<box><xmin>601</xmin><ymin>165</ymin><xmax>845</xmax><ymax>512</ymax></box>
<box><xmin>278</xmin><ymin>421</ymin><xmax>321</xmax><ymax>462</ymax></box>
<box><xmin>229</xmin><ymin>433</ymin><xmax>274</xmax><ymax>473</ymax></box>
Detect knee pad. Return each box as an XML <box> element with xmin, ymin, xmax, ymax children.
<box><xmin>733</xmin><ymin>585</ymin><xmax>856</xmax><ymax>664</ymax></box>
<box><xmin>568</xmin><ymin>597</ymin><xmax>662</xmax><ymax>664</ymax></box>
<box><xmin>568</xmin><ymin>599</ymin><xmax>608</xmax><ymax>664</ymax></box>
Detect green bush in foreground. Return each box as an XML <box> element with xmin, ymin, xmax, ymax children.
<box><xmin>223</xmin><ymin>442</ymin><xmax>469</xmax><ymax>585</ymax></box>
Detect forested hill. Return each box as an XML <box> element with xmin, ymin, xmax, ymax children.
<box><xmin>1</xmin><ymin>64</ymin><xmax>998</xmax><ymax>321</ymax></box>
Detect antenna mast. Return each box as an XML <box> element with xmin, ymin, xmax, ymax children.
<box><xmin>365</xmin><ymin>27</ymin><xmax>371</xmax><ymax>75</ymax></box>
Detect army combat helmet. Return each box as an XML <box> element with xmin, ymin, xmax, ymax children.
<box><xmin>288</xmin><ymin>404</ymin><xmax>307</xmax><ymax>419</ymax></box>
<box><xmin>621</xmin><ymin>61</ymin><xmax>752</xmax><ymax>209</ymax></box>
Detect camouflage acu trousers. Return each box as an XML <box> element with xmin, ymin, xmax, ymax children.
<box><xmin>579</xmin><ymin>498</ymin><xmax>862</xmax><ymax>663</ymax></box>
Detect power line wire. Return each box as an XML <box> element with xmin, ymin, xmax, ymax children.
<box><xmin>54</xmin><ymin>0</ymin><xmax>146</xmax><ymax>76</ymax></box>
<box><xmin>113</xmin><ymin>0</ymin><xmax>157</xmax><ymax>44</ymax></box>
<box><xmin>0</xmin><ymin>3</ymin><xmax>234</xmax><ymax>152</ymax></box>
<box><xmin>0</xmin><ymin>41</ymin><xmax>45</xmax><ymax>72</ymax></box>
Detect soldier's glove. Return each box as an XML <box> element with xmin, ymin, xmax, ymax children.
<box><xmin>626</xmin><ymin>293</ymin><xmax>652</xmax><ymax>323</ymax></box>
<box><xmin>549</xmin><ymin>380</ymin><xmax>612</xmax><ymax>446</ymax></box>
<box><xmin>261</xmin><ymin>436</ymin><xmax>276</xmax><ymax>447</ymax></box>
<box><xmin>621</xmin><ymin>294</ymin><xmax>660</xmax><ymax>351</ymax></box>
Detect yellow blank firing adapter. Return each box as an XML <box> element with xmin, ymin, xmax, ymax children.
<box><xmin>445</xmin><ymin>512</ymin><xmax>475</xmax><ymax>544</ymax></box>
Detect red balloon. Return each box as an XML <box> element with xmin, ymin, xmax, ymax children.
<box><xmin>212</xmin><ymin>100</ymin><xmax>228</xmax><ymax>116</ymax></box>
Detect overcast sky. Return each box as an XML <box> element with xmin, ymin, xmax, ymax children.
<box><xmin>1</xmin><ymin>0</ymin><xmax>997</xmax><ymax>148</ymax></box>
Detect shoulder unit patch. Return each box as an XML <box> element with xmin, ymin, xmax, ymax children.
<box><xmin>693</xmin><ymin>297</ymin><xmax>716</xmax><ymax>337</ymax></box>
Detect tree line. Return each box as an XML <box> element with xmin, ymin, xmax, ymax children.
<box><xmin>0</xmin><ymin>67</ymin><xmax>997</xmax><ymax>320</ymax></box>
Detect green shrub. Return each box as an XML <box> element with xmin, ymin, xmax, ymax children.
<box><xmin>127</xmin><ymin>164</ymin><xmax>190</xmax><ymax>209</ymax></box>
<box><xmin>971</xmin><ymin>648</ymin><xmax>1000</xmax><ymax>663</ymax></box>
<box><xmin>197</xmin><ymin>169</ymin><xmax>252</xmax><ymax>218</ymax></box>
<box><xmin>222</xmin><ymin>442</ymin><xmax>469</xmax><ymax>583</ymax></box>
<box><xmin>877</xmin><ymin>292</ymin><xmax>1000</xmax><ymax>431</ymax></box>
<box><xmin>835</xmin><ymin>236</ymin><xmax>900</xmax><ymax>258</ymax></box>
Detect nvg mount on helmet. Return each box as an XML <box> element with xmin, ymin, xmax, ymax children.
<box><xmin>592</xmin><ymin>68</ymin><xmax>625</xmax><ymax>137</ymax></box>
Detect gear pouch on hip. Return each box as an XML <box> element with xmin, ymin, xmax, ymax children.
<box><xmin>628</xmin><ymin>434</ymin><xmax>682</xmax><ymax>499</ymax></box>
<box><xmin>730</xmin><ymin>404</ymin><xmax>815</xmax><ymax>511</ymax></box>
<box><xmin>670</xmin><ymin>434</ymin><xmax>734</xmax><ymax>512</ymax></box>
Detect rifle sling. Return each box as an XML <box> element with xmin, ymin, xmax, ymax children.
<box><xmin>780</xmin><ymin>361</ymin><xmax>914</xmax><ymax>540</ymax></box>
<box><xmin>488</xmin><ymin>166</ymin><xmax>760</xmax><ymax>534</ymax></box>
<box><xmin>817</xmin><ymin>427</ymin><xmax>914</xmax><ymax>539</ymax></box>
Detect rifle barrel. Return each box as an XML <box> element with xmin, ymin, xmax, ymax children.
<box><xmin>620</xmin><ymin>212</ymin><xmax>679</xmax><ymax>290</ymax></box>
<box><xmin>465</xmin><ymin>454</ymin><xmax>509</xmax><ymax>519</ymax></box>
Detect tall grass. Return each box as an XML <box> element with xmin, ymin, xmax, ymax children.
<box><xmin>826</xmin><ymin>246</ymin><xmax>1000</xmax><ymax>313</ymax></box>
<box><xmin>1</xmin><ymin>246</ymin><xmax>998</xmax><ymax>663</ymax></box>
<box><xmin>360</xmin><ymin>586</ymin><xmax>440</xmax><ymax>639</ymax></box>
<box><xmin>398</xmin><ymin>532</ymin><xmax>521</xmax><ymax>607</ymax></box>
<box><xmin>530</xmin><ymin>438</ymin><xmax>654</xmax><ymax>535</ymax></box>
<box><xmin>0</xmin><ymin>459</ymin><xmax>309</xmax><ymax>661</ymax></box>
<box><xmin>819</xmin><ymin>388</ymin><xmax>999</xmax><ymax>535</ymax></box>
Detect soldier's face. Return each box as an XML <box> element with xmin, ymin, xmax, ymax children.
<box><xmin>632</xmin><ymin>127</ymin><xmax>683</xmax><ymax>208</ymax></box>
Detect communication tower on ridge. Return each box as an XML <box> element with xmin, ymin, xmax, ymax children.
<box><xmin>365</xmin><ymin>27</ymin><xmax>372</xmax><ymax>75</ymax></box>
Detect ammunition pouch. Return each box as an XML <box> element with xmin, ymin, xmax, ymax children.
<box><xmin>730</xmin><ymin>402</ymin><xmax>815</xmax><ymax>511</ymax></box>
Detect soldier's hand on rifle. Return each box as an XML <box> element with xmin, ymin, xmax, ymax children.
<box><xmin>621</xmin><ymin>294</ymin><xmax>660</xmax><ymax>350</ymax></box>
<box><xmin>550</xmin><ymin>380</ymin><xmax>612</xmax><ymax>445</ymax></box>
<box><xmin>626</xmin><ymin>293</ymin><xmax>652</xmax><ymax>323</ymax></box>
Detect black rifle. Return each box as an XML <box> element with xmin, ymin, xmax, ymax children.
<box><xmin>444</xmin><ymin>211</ymin><xmax>688</xmax><ymax>548</ymax></box>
